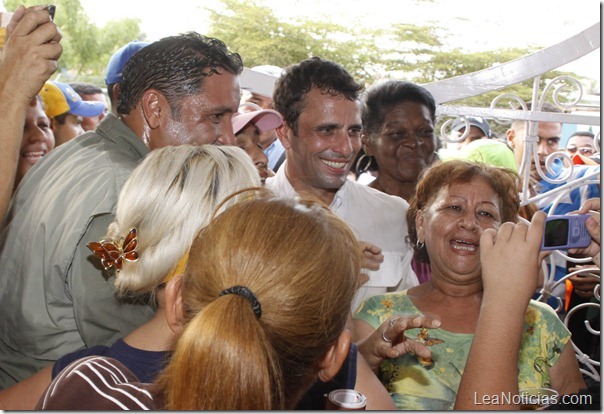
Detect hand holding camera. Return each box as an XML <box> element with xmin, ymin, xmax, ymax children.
<box><xmin>0</xmin><ymin>5</ymin><xmax>62</xmax><ymax>103</ymax></box>
<box><xmin>566</xmin><ymin>198</ymin><xmax>601</xmax><ymax>268</ymax></box>
<box><xmin>541</xmin><ymin>214</ymin><xmax>592</xmax><ymax>251</ymax></box>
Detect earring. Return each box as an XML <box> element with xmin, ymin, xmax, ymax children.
<box><xmin>355</xmin><ymin>154</ymin><xmax>377</xmax><ymax>175</ymax></box>
<box><xmin>416</xmin><ymin>240</ymin><xmax>425</xmax><ymax>250</ymax></box>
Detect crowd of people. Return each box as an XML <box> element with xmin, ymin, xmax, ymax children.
<box><xmin>0</xmin><ymin>4</ymin><xmax>600</xmax><ymax>410</ymax></box>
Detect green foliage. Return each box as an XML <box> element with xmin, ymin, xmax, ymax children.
<box><xmin>205</xmin><ymin>0</ymin><xmax>587</xmax><ymax>113</ymax></box>
<box><xmin>204</xmin><ymin>0</ymin><xmax>384</xmax><ymax>83</ymax></box>
<box><xmin>4</xmin><ymin>0</ymin><xmax>144</xmax><ymax>88</ymax></box>
<box><xmin>4</xmin><ymin>0</ymin><xmax>589</xmax><ymax>105</ymax></box>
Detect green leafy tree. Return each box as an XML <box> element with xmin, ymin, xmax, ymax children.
<box><xmin>205</xmin><ymin>0</ymin><xmax>429</xmax><ymax>84</ymax></box>
<box><xmin>375</xmin><ymin>23</ymin><xmax>444</xmax><ymax>77</ymax></box>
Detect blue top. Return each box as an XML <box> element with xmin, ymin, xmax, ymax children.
<box><xmin>537</xmin><ymin>161</ymin><xmax>600</xmax><ymax>215</ymax></box>
<box><xmin>52</xmin><ymin>338</ymin><xmax>167</xmax><ymax>383</ymax></box>
<box><xmin>52</xmin><ymin>339</ymin><xmax>357</xmax><ymax>410</ymax></box>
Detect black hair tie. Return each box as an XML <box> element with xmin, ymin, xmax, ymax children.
<box><xmin>218</xmin><ymin>285</ymin><xmax>262</xmax><ymax>319</ymax></box>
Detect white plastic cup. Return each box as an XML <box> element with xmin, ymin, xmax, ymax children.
<box><xmin>325</xmin><ymin>389</ymin><xmax>367</xmax><ymax>410</ymax></box>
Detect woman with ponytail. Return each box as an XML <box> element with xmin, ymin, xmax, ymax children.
<box><xmin>36</xmin><ymin>195</ymin><xmax>363</xmax><ymax>410</ymax></box>
<box><xmin>1</xmin><ymin>144</ymin><xmax>260</xmax><ymax>409</ymax></box>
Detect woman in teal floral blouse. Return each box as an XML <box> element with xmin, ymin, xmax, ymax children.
<box><xmin>353</xmin><ymin>160</ymin><xmax>586</xmax><ymax>410</ymax></box>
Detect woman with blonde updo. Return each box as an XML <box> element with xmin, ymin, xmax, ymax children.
<box><xmin>0</xmin><ymin>144</ymin><xmax>260</xmax><ymax>409</ymax></box>
<box><xmin>36</xmin><ymin>195</ymin><xmax>363</xmax><ymax>410</ymax></box>
<box><xmin>103</xmin><ymin>144</ymin><xmax>260</xmax><ymax>296</ymax></box>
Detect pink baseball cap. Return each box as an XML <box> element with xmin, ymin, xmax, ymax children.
<box><xmin>232</xmin><ymin>109</ymin><xmax>283</xmax><ymax>135</ymax></box>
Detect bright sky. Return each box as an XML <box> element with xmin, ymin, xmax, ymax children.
<box><xmin>79</xmin><ymin>0</ymin><xmax>600</xmax><ymax>83</ymax></box>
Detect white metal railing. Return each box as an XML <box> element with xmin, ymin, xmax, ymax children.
<box><xmin>426</xmin><ymin>21</ymin><xmax>600</xmax><ymax>383</ymax></box>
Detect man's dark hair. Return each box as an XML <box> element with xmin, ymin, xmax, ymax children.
<box><xmin>361</xmin><ymin>80</ymin><xmax>436</xmax><ymax>137</ymax></box>
<box><xmin>568</xmin><ymin>130</ymin><xmax>595</xmax><ymax>140</ymax></box>
<box><xmin>118</xmin><ymin>32</ymin><xmax>243</xmax><ymax>117</ymax></box>
<box><xmin>53</xmin><ymin>113</ymin><xmax>68</xmax><ymax>124</ymax></box>
<box><xmin>272</xmin><ymin>57</ymin><xmax>364</xmax><ymax>134</ymax></box>
<box><xmin>511</xmin><ymin>101</ymin><xmax>564</xmax><ymax>130</ymax></box>
<box><xmin>70</xmin><ymin>82</ymin><xmax>104</xmax><ymax>97</ymax></box>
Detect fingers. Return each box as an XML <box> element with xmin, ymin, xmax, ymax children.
<box><xmin>382</xmin><ymin>315</ymin><xmax>441</xmax><ymax>359</ymax></box>
<box><xmin>382</xmin><ymin>315</ymin><xmax>441</xmax><ymax>344</ymax></box>
<box><xmin>537</xmin><ymin>250</ymin><xmax>551</xmax><ymax>263</ymax></box>
<box><xmin>360</xmin><ymin>242</ymin><xmax>382</xmax><ymax>256</ymax></box>
<box><xmin>358</xmin><ymin>314</ymin><xmax>443</xmax><ymax>372</ymax></box>
<box><xmin>480</xmin><ymin>216</ymin><xmax>546</xmax><ymax>302</ymax></box>
<box><xmin>497</xmin><ymin>222</ymin><xmax>517</xmax><ymax>244</ymax></box>
<box><xmin>7</xmin><ymin>6</ymin><xmax>54</xmax><ymax>39</ymax></box>
<box><xmin>391</xmin><ymin>337</ymin><xmax>432</xmax><ymax>359</ymax></box>
<box><xmin>490</xmin><ymin>213</ymin><xmax>544</xmax><ymax>253</ymax></box>
<box><xmin>526</xmin><ymin>211</ymin><xmax>546</xmax><ymax>251</ymax></box>
<box><xmin>361</xmin><ymin>254</ymin><xmax>382</xmax><ymax>271</ymax></box>
<box><xmin>479</xmin><ymin>228</ymin><xmax>497</xmax><ymax>251</ymax></box>
<box><xmin>4</xmin><ymin>4</ymin><xmax>25</xmax><ymax>38</ymax></box>
<box><xmin>569</xmin><ymin>267</ymin><xmax>599</xmax><ymax>298</ymax></box>
<box><xmin>568</xmin><ymin>211</ymin><xmax>600</xmax><ymax>260</ymax></box>
<box><xmin>575</xmin><ymin>289</ymin><xmax>595</xmax><ymax>299</ymax></box>
<box><xmin>586</xmin><ymin>214</ymin><xmax>600</xmax><ymax>245</ymax></box>
<box><xmin>569</xmin><ymin>272</ymin><xmax>599</xmax><ymax>287</ymax></box>
<box><xmin>359</xmin><ymin>241</ymin><xmax>384</xmax><ymax>272</ymax></box>
<box><xmin>579</xmin><ymin>198</ymin><xmax>601</xmax><ymax>215</ymax></box>
<box><xmin>568</xmin><ymin>198</ymin><xmax>600</xmax><ymax>215</ymax></box>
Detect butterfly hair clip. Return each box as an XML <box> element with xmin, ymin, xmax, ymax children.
<box><xmin>87</xmin><ymin>228</ymin><xmax>139</xmax><ymax>272</ymax></box>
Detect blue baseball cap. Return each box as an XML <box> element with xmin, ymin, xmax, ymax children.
<box><xmin>39</xmin><ymin>81</ymin><xmax>106</xmax><ymax>118</ymax></box>
<box><xmin>452</xmin><ymin>116</ymin><xmax>492</xmax><ymax>139</ymax></box>
<box><xmin>105</xmin><ymin>41</ymin><xmax>150</xmax><ymax>85</ymax></box>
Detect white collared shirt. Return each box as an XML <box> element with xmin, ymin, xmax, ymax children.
<box><xmin>266</xmin><ymin>162</ymin><xmax>419</xmax><ymax>311</ymax></box>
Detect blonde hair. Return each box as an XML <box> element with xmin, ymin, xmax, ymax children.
<box><xmin>158</xmin><ymin>194</ymin><xmax>362</xmax><ymax>410</ymax></box>
<box><xmin>105</xmin><ymin>145</ymin><xmax>260</xmax><ymax>296</ymax></box>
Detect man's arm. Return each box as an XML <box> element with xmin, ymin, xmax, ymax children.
<box><xmin>0</xmin><ymin>6</ymin><xmax>61</xmax><ymax>221</ymax></box>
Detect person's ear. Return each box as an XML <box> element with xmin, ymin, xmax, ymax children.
<box><xmin>416</xmin><ymin>210</ymin><xmax>425</xmax><ymax>242</ymax></box>
<box><xmin>506</xmin><ymin>128</ymin><xmax>516</xmax><ymax>149</ymax></box>
<box><xmin>276</xmin><ymin>122</ymin><xmax>293</xmax><ymax>150</ymax></box>
<box><xmin>361</xmin><ymin>132</ymin><xmax>373</xmax><ymax>156</ymax></box>
<box><xmin>317</xmin><ymin>329</ymin><xmax>351</xmax><ymax>382</ymax></box>
<box><xmin>165</xmin><ymin>273</ymin><xmax>185</xmax><ymax>335</ymax></box>
<box><xmin>140</xmin><ymin>89</ymin><xmax>165</xmax><ymax>130</ymax></box>
<box><xmin>112</xmin><ymin>83</ymin><xmax>122</xmax><ymax>106</ymax></box>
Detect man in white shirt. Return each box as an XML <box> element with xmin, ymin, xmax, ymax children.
<box><xmin>266</xmin><ymin>57</ymin><xmax>418</xmax><ymax>311</ymax></box>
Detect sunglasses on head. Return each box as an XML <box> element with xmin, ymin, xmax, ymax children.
<box><xmin>567</xmin><ymin>146</ymin><xmax>595</xmax><ymax>155</ymax></box>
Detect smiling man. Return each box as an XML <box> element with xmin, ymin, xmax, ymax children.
<box><xmin>0</xmin><ymin>32</ymin><xmax>243</xmax><ymax>387</ymax></box>
<box><xmin>266</xmin><ymin>57</ymin><xmax>418</xmax><ymax>311</ymax></box>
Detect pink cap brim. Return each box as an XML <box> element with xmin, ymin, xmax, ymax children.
<box><xmin>232</xmin><ymin>109</ymin><xmax>283</xmax><ymax>135</ymax></box>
